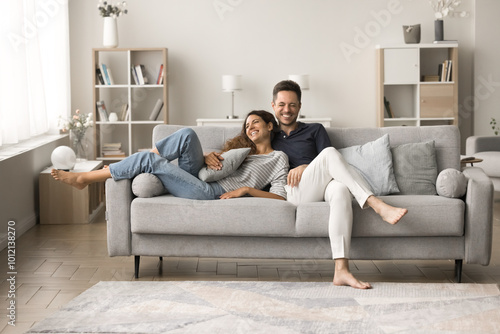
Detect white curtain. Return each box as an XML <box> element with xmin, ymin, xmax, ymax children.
<box><xmin>0</xmin><ymin>0</ymin><xmax>70</xmax><ymax>146</ymax></box>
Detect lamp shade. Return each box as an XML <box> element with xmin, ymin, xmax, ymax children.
<box><xmin>288</xmin><ymin>74</ymin><xmax>309</xmax><ymax>90</ymax></box>
<box><xmin>51</xmin><ymin>146</ymin><xmax>76</xmax><ymax>170</ymax></box>
<box><xmin>222</xmin><ymin>75</ymin><xmax>242</xmax><ymax>92</ymax></box>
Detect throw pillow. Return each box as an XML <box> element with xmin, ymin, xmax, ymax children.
<box><xmin>391</xmin><ymin>141</ymin><xmax>438</xmax><ymax>195</ymax></box>
<box><xmin>436</xmin><ymin>168</ymin><xmax>467</xmax><ymax>198</ymax></box>
<box><xmin>198</xmin><ymin>147</ymin><xmax>251</xmax><ymax>182</ymax></box>
<box><xmin>132</xmin><ymin>173</ymin><xmax>165</xmax><ymax>198</ymax></box>
<box><xmin>338</xmin><ymin>134</ymin><xmax>399</xmax><ymax>196</ymax></box>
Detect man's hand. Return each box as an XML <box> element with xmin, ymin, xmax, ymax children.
<box><xmin>287</xmin><ymin>164</ymin><xmax>308</xmax><ymax>188</ymax></box>
<box><xmin>219</xmin><ymin>187</ymin><xmax>249</xmax><ymax>199</ymax></box>
<box><xmin>204</xmin><ymin>152</ymin><xmax>224</xmax><ymax>170</ymax></box>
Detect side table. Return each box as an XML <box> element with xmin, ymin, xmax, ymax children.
<box><xmin>460</xmin><ymin>157</ymin><xmax>483</xmax><ymax>167</ymax></box>
<box><xmin>39</xmin><ymin>160</ymin><xmax>105</xmax><ymax>224</ymax></box>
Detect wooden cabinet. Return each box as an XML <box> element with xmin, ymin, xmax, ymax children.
<box><xmin>377</xmin><ymin>43</ymin><xmax>458</xmax><ymax>127</ymax></box>
<box><xmin>92</xmin><ymin>48</ymin><xmax>168</xmax><ymax>161</ymax></box>
<box><xmin>39</xmin><ymin>161</ymin><xmax>105</xmax><ymax>224</ymax></box>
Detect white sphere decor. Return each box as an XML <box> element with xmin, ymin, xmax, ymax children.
<box><xmin>51</xmin><ymin>146</ymin><xmax>76</xmax><ymax>170</ymax></box>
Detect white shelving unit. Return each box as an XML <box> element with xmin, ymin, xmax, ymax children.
<box><xmin>92</xmin><ymin>48</ymin><xmax>168</xmax><ymax>160</ymax></box>
<box><xmin>376</xmin><ymin>43</ymin><xmax>458</xmax><ymax>127</ymax></box>
<box><xmin>196</xmin><ymin>117</ymin><xmax>333</xmax><ymax>128</ymax></box>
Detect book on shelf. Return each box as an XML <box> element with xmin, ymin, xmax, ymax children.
<box><xmin>156</xmin><ymin>64</ymin><xmax>164</xmax><ymax>85</ymax></box>
<box><xmin>438</xmin><ymin>60</ymin><xmax>453</xmax><ymax>82</ymax></box>
<box><xmin>96</xmin><ymin>101</ymin><xmax>109</xmax><ymax>121</ymax></box>
<box><xmin>422</xmin><ymin>75</ymin><xmax>440</xmax><ymax>82</ymax></box>
<box><xmin>131</xmin><ymin>67</ymin><xmax>139</xmax><ymax>85</ymax></box>
<box><xmin>120</xmin><ymin>103</ymin><xmax>129</xmax><ymax>121</ymax></box>
<box><xmin>102</xmin><ymin>142</ymin><xmax>126</xmax><ymax>158</ymax></box>
<box><xmin>100</xmin><ymin>63</ymin><xmax>112</xmax><ymax>85</ymax></box>
<box><xmin>106</xmin><ymin>68</ymin><xmax>115</xmax><ymax>85</ymax></box>
<box><xmin>149</xmin><ymin>98</ymin><xmax>164</xmax><ymax>121</ymax></box>
<box><xmin>384</xmin><ymin>97</ymin><xmax>394</xmax><ymax>118</ymax></box>
<box><xmin>96</xmin><ymin>68</ymin><xmax>105</xmax><ymax>85</ymax></box>
<box><xmin>134</xmin><ymin>64</ymin><xmax>148</xmax><ymax>85</ymax></box>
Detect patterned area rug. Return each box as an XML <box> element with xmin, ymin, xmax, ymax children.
<box><xmin>28</xmin><ymin>281</ymin><xmax>500</xmax><ymax>333</ymax></box>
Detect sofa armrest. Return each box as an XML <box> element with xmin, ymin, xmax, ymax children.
<box><xmin>105</xmin><ymin>178</ymin><xmax>134</xmax><ymax>256</ymax></box>
<box><xmin>466</xmin><ymin>136</ymin><xmax>500</xmax><ymax>155</ymax></box>
<box><xmin>462</xmin><ymin>167</ymin><xmax>494</xmax><ymax>265</ymax></box>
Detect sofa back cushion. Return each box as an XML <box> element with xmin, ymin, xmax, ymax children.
<box><xmin>153</xmin><ymin>124</ymin><xmax>461</xmax><ymax>173</ymax></box>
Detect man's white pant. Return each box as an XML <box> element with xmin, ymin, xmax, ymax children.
<box><xmin>285</xmin><ymin>147</ymin><xmax>373</xmax><ymax>259</ymax></box>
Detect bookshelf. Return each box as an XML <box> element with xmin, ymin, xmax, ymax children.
<box><xmin>92</xmin><ymin>48</ymin><xmax>168</xmax><ymax>160</ymax></box>
<box><xmin>376</xmin><ymin>43</ymin><xmax>458</xmax><ymax>127</ymax></box>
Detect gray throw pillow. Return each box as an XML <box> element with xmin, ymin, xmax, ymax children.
<box><xmin>132</xmin><ymin>173</ymin><xmax>165</xmax><ymax>198</ymax></box>
<box><xmin>198</xmin><ymin>148</ymin><xmax>251</xmax><ymax>182</ymax></box>
<box><xmin>436</xmin><ymin>168</ymin><xmax>467</xmax><ymax>198</ymax></box>
<box><xmin>391</xmin><ymin>141</ymin><xmax>438</xmax><ymax>195</ymax></box>
<box><xmin>338</xmin><ymin>134</ymin><xmax>399</xmax><ymax>196</ymax></box>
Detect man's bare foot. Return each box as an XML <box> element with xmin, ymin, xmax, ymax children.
<box><xmin>333</xmin><ymin>258</ymin><xmax>372</xmax><ymax>289</ymax></box>
<box><xmin>367</xmin><ymin>196</ymin><xmax>408</xmax><ymax>225</ymax></box>
<box><xmin>51</xmin><ymin>169</ymin><xmax>88</xmax><ymax>190</ymax></box>
<box><xmin>333</xmin><ymin>270</ymin><xmax>372</xmax><ymax>289</ymax></box>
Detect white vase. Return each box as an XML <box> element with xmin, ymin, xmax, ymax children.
<box><xmin>103</xmin><ymin>17</ymin><xmax>118</xmax><ymax>48</ymax></box>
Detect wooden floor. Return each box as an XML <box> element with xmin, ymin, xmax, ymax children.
<box><xmin>1</xmin><ymin>196</ymin><xmax>500</xmax><ymax>333</ymax></box>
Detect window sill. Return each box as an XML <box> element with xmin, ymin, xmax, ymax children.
<box><xmin>0</xmin><ymin>134</ymin><xmax>68</xmax><ymax>161</ymax></box>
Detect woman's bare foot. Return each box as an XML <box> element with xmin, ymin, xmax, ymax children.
<box><xmin>333</xmin><ymin>259</ymin><xmax>371</xmax><ymax>289</ymax></box>
<box><xmin>367</xmin><ymin>196</ymin><xmax>408</xmax><ymax>225</ymax></box>
<box><xmin>51</xmin><ymin>169</ymin><xmax>88</xmax><ymax>190</ymax></box>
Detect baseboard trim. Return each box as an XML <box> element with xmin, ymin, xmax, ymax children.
<box><xmin>0</xmin><ymin>214</ymin><xmax>37</xmax><ymax>251</ymax></box>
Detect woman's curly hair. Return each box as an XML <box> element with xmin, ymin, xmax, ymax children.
<box><xmin>221</xmin><ymin>110</ymin><xmax>278</xmax><ymax>155</ymax></box>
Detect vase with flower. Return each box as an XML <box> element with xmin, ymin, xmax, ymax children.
<box><xmin>97</xmin><ymin>1</ymin><xmax>128</xmax><ymax>48</ymax></box>
<box><xmin>429</xmin><ymin>0</ymin><xmax>468</xmax><ymax>42</ymax></box>
<box><xmin>59</xmin><ymin>110</ymin><xmax>93</xmax><ymax>162</ymax></box>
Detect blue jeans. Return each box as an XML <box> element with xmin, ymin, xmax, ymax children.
<box><xmin>109</xmin><ymin>128</ymin><xmax>225</xmax><ymax>200</ymax></box>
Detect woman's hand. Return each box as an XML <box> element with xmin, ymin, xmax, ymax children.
<box><xmin>204</xmin><ymin>152</ymin><xmax>224</xmax><ymax>170</ymax></box>
<box><xmin>220</xmin><ymin>187</ymin><xmax>249</xmax><ymax>199</ymax></box>
<box><xmin>287</xmin><ymin>164</ymin><xmax>308</xmax><ymax>188</ymax></box>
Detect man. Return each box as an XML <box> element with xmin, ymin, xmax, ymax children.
<box><xmin>205</xmin><ymin>80</ymin><xmax>407</xmax><ymax>289</ymax></box>
<box><xmin>271</xmin><ymin>80</ymin><xmax>407</xmax><ymax>289</ymax></box>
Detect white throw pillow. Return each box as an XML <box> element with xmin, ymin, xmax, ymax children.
<box><xmin>132</xmin><ymin>173</ymin><xmax>166</xmax><ymax>198</ymax></box>
<box><xmin>198</xmin><ymin>148</ymin><xmax>251</xmax><ymax>182</ymax></box>
<box><xmin>436</xmin><ymin>168</ymin><xmax>467</xmax><ymax>198</ymax></box>
<box><xmin>338</xmin><ymin>134</ymin><xmax>399</xmax><ymax>196</ymax></box>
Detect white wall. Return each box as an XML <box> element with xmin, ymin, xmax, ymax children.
<box><xmin>474</xmin><ymin>0</ymin><xmax>500</xmax><ymax>136</ymax></box>
<box><xmin>69</xmin><ymin>0</ymin><xmax>475</xmax><ymax>136</ymax></box>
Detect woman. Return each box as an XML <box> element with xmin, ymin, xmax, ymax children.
<box><xmin>51</xmin><ymin>110</ymin><xmax>289</xmax><ymax>201</ymax></box>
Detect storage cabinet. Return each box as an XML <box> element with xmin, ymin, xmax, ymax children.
<box><xmin>376</xmin><ymin>43</ymin><xmax>458</xmax><ymax>127</ymax></box>
<box><xmin>92</xmin><ymin>48</ymin><xmax>168</xmax><ymax>160</ymax></box>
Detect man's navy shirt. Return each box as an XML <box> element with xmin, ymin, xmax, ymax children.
<box><xmin>272</xmin><ymin>122</ymin><xmax>331</xmax><ymax>169</ymax></box>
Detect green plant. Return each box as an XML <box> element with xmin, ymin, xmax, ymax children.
<box><xmin>491</xmin><ymin>118</ymin><xmax>499</xmax><ymax>135</ymax></box>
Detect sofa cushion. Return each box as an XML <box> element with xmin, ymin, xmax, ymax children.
<box><xmin>131</xmin><ymin>196</ymin><xmax>297</xmax><ymax>237</ymax></box>
<box><xmin>338</xmin><ymin>134</ymin><xmax>399</xmax><ymax>196</ymax></box>
<box><xmin>473</xmin><ymin>152</ymin><xmax>500</xmax><ymax>177</ymax></box>
<box><xmin>295</xmin><ymin>195</ymin><xmax>464</xmax><ymax>238</ymax></box>
<box><xmin>198</xmin><ymin>148</ymin><xmax>251</xmax><ymax>182</ymax></box>
<box><xmin>391</xmin><ymin>141</ymin><xmax>438</xmax><ymax>195</ymax></box>
<box><xmin>132</xmin><ymin>173</ymin><xmax>166</xmax><ymax>198</ymax></box>
<box><xmin>436</xmin><ymin>168</ymin><xmax>467</xmax><ymax>198</ymax></box>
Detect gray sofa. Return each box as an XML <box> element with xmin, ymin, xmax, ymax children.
<box><xmin>466</xmin><ymin>136</ymin><xmax>500</xmax><ymax>192</ymax></box>
<box><xmin>106</xmin><ymin>125</ymin><xmax>494</xmax><ymax>282</ymax></box>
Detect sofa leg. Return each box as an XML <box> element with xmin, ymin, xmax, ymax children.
<box><xmin>134</xmin><ymin>256</ymin><xmax>140</xmax><ymax>279</ymax></box>
<box><xmin>455</xmin><ymin>259</ymin><xmax>463</xmax><ymax>283</ymax></box>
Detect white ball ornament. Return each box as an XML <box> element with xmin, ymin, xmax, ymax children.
<box><xmin>51</xmin><ymin>146</ymin><xmax>76</xmax><ymax>170</ymax></box>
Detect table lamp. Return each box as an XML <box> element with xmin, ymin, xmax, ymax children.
<box><xmin>222</xmin><ymin>75</ymin><xmax>242</xmax><ymax>119</ymax></box>
<box><xmin>288</xmin><ymin>74</ymin><xmax>309</xmax><ymax>118</ymax></box>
